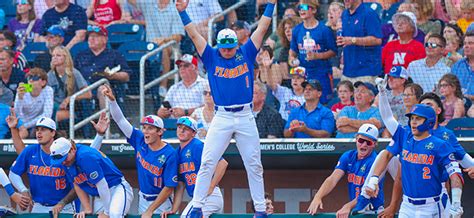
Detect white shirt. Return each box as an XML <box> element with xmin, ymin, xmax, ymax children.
<box><xmin>14</xmin><ymin>86</ymin><xmax>54</xmax><ymax>129</ymax></box>
<box><xmin>272</xmin><ymin>85</ymin><xmax>305</xmax><ymax>121</ymax></box>
<box><xmin>164</xmin><ymin>77</ymin><xmax>209</xmax><ymax>109</ymax></box>
<box><xmin>407</xmin><ymin>57</ymin><xmax>451</xmax><ymax>92</ymax></box>
<box><xmin>187</xmin><ymin>0</ymin><xmax>223</xmax><ymax>23</ymax></box>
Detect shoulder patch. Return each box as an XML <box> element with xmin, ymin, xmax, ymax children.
<box><xmin>172</xmin><ymin>175</ymin><xmax>178</xmax><ymax>183</ymax></box>
<box><xmin>158</xmin><ymin>155</ymin><xmax>166</xmax><ymax>164</ymax></box>
<box><xmin>90</xmin><ymin>171</ymin><xmax>99</xmax><ymax>180</ymax></box>
<box><xmin>449</xmin><ymin>153</ymin><xmax>456</xmax><ymax>161</ymax></box>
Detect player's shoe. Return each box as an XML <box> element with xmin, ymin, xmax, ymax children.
<box><xmin>254</xmin><ymin>211</ymin><xmax>268</xmax><ymax>218</ymax></box>
<box><xmin>187</xmin><ymin>207</ymin><xmax>203</xmax><ymax>218</ymax></box>
<box><xmin>351</xmin><ymin>195</ymin><xmax>371</xmax><ymax>215</ymax></box>
<box><xmin>0</xmin><ymin>206</ymin><xmax>17</xmax><ymax>216</ymax></box>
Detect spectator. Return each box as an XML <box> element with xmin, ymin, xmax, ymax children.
<box><xmin>157</xmin><ymin>54</ymin><xmax>208</xmax><ymax>119</ymax></box>
<box><xmin>255</xmin><ymin>45</ymin><xmax>275</xmax><ymax>84</ymax></box>
<box><xmin>380</xmin><ymin>0</ymin><xmax>400</xmax><ymax>24</ymax></box>
<box><xmin>34</xmin><ymin>0</ymin><xmax>75</xmax><ymax>18</ymax></box>
<box><xmin>408</xmin><ymin>34</ymin><xmax>450</xmax><ymax>93</ymax></box>
<box><xmin>74</xmin><ymin>25</ymin><xmax>131</xmax><ymax>110</ymax></box>
<box><xmin>402</xmin><ymin>82</ymin><xmax>424</xmax><ymax>113</ymax></box>
<box><xmin>336</xmin><ymin>81</ymin><xmax>382</xmax><ymax>138</ymax></box>
<box><xmin>120</xmin><ymin>1</ymin><xmax>145</xmax><ymax>25</ymax></box>
<box><xmin>250</xmin><ymin>192</ymin><xmax>274</xmax><ymax>215</ymax></box>
<box><xmin>231</xmin><ymin>20</ymin><xmax>251</xmax><ymax>46</ymax></box>
<box><xmin>41</xmin><ymin>0</ymin><xmax>87</xmax><ymax>49</ymax></box>
<box><xmin>0</xmin><ymin>48</ymin><xmax>26</xmax><ymax>96</ymax></box>
<box><xmin>191</xmin><ymin>85</ymin><xmax>214</xmax><ymax>140</ymax></box>
<box><xmin>338</xmin><ymin>0</ymin><xmax>382</xmax><ymax>84</ymax></box>
<box><xmin>253</xmin><ymin>81</ymin><xmax>285</xmax><ymax>138</ymax></box>
<box><xmin>325</xmin><ymin>1</ymin><xmax>344</xmax><ymax>76</ymax></box>
<box><xmin>331</xmin><ymin>80</ymin><xmax>354</xmax><ymax>117</ymax></box>
<box><xmin>438</xmin><ymin>74</ymin><xmax>465</xmax><ymax>125</ymax></box>
<box><xmin>48</xmin><ymin>46</ymin><xmax>92</xmax><ymax>122</ymax></box>
<box><xmin>264</xmin><ymin>7</ymin><xmax>298</xmax><ymax>62</ymax></box>
<box><xmin>456</xmin><ymin>0</ymin><xmax>474</xmax><ymax>33</ymax></box>
<box><xmin>186</xmin><ymin>0</ymin><xmax>223</xmax><ymax>38</ymax></box>
<box><xmin>7</xmin><ymin>0</ymin><xmax>43</xmax><ymax>51</ymax></box>
<box><xmin>452</xmin><ymin>31</ymin><xmax>474</xmax><ymax>101</ymax></box>
<box><xmin>443</xmin><ymin>23</ymin><xmax>464</xmax><ymax>45</ymax></box>
<box><xmin>14</xmin><ymin>68</ymin><xmax>54</xmax><ymax>137</ymax></box>
<box><xmin>445</xmin><ymin>35</ymin><xmax>464</xmax><ymax>66</ymax></box>
<box><xmin>382</xmin><ymin>12</ymin><xmax>426</xmax><ymax>74</ymax></box>
<box><xmin>267</xmin><ymin>66</ymin><xmax>306</xmax><ymax>121</ymax></box>
<box><xmin>275</xmin><ymin>16</ymin><xmax>302</xmax><ymax>82</ymax></box>
<box><xmin>289</xmin><ymin>0</ymin><xmax>337</xmax><ymax>104</ymax></box>
<box><xmin>412</xmin><ymin>0</ymin><xmax>442</xmax><ymax>36</ymax></box>
<box><xmin>381</xmin><ymin>3</ymin><xmax>426</xmax><ymax>47</ymax></box>
<box><xmin>374</xmin><ymin>66</ymin><xmax>408</xmax><ymax>125</ymax></box>
<box><xmin>284</xmin><ymin>80</ymin><xmax>335</xmax><ymax>138</ymax></box>
<box><xmin>432</xmin><ymin>0</ymin><xmax>461</xmax><ymax>22</ymax></box>
<box><xmin>0</xmin><ymin>84</ymin><xmax>28</xmax><ymax>139</ymax></box>
<box><xmin>86</xmin><ymin>0</ymin><xmax>125</xmax><ymax>26</ymax></box>
<box><xmin>0</xmin><ymin>30</ymin><xmax>29</xmax><ymax>73</ymax></box>
<box><xmin>33</xmin><ymin>25</ymin><xmax>65</xmax><ymax>72</ymax></box>
<box><xmin>0</xmin><ymin>82</ymin><xmax>14</xmax><ymax>106</ymax></box>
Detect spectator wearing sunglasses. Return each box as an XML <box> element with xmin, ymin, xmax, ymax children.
<box><xmin>7</xmin><ymin>0</ymin><xmax>43</xmax><ymax>51</ymax></box>
<box><xmin>0</xmin><ymin>48</ymin><xmax>27</xmax><ymax>97</ymax></box>
<box><xmin>308</xmin><ymin>124</ymin><xmax>383</xmax><ymax>216</ymax></box>
<box><xmin>14</xmin><ymin>68</ymin><xmax>54</xmax><ymax>138</ymax></box>
<box><xmin>408</xmin><ymin>34</ymin><xmax>450</xmax><ymax>92</ymax></box>
<box><xmin>157</xmin><ymin>54</ymin><xmax>208</xmax><ymax>119</ymax></box>
<box><xmin>289</xmin><ymin>0</ymin><xmax>337</xmax><ymax>104</ymax></box>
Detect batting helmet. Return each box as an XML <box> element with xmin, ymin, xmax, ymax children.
<box><xmin>405</xmin><ymin>104</ymin><xmax>436</xmax><ymax>132</ymax></box>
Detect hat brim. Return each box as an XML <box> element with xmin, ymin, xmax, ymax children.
<box><xmin>35</xmin><ymin>124</ymin><xmax>55</xmax><ymax>131</ymax></box>
<box><xmin>177</xmin><ymin>123</ymin><xmax>197</xmax><ymax>132</ymax></box>
<box><xmin>357</xmin><ymin>132</ymin><xmax>377</xmax><ymax>142</ymax></box>
<box><xmin>50</xmin><ymin>155</ymin><xmax>67</xmax><ymax>166</ymax></box>
<box><xmin>140</xmin><ymin>122</ymin><xmax>162</xmax><ymax>129</ymax></box>
<box><xmin>217</xmin><ymin>42</ymin><xmax>238</xmax><ymax>49</ymax></box>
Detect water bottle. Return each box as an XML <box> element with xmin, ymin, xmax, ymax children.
<box><xmin>303</xmin><ymin>31</ymin><xmax>316</xmax><ymax>51</ymax></box>
<box><xmin>290</xmin><ymin>58</ymin><xmax>300</xmax><ymax>66</ymax></box>
<box><xmin>336</xmin><ymin>28</ymin><xmax>343</xmax><ymax>37</ymax></box>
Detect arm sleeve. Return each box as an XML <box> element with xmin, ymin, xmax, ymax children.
<box><xmin>90</xmin><ymin>134</ymin><xmax>104</xmax><ymax>150</ymax></box>
<box><xmin>81</xmin><ymin>157</ymin><xmax>105</xmax><ymax>185</ymax></box>
<box><xmin>378</xmin><ymin>90</ymin><xmax>399</xmax><ymax>135</ymax></box>
<box><xmin>109</xmin><ymin>100</ymin><xmax>133</xmax><ymax>138</ymax></box>
<box><xmin>8</xmin><ymin>171</ymin><xmax>28</xmax><ymax>192</ymax></box>
<box><xmin>460</xmin><ymin>154</ymin><xmax>474</xmax><ymax>168</ymax></box>
<box><xmin>96</xmin><ymin>178</ymin><xmax>111</xmax><ymax>215</ymax></box>
<box><xmin>335</xmin><ymin>151</ymin><xmax>350</xmax><ymax>172</ymax></box>
<box><xmin>0</xmin><ymin>168</ymin><xmax>11</xmax><ymax>187</ymax></box>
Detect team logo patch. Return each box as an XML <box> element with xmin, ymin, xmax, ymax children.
<box><xmin>158</xmin><ymin>155</ymin><xmax>166</xmax><ymax>164</ymax></box>
<box><xmin>443</xmin><ymin>132</ymin><xmax>449</xmax><ymax>140</ymax></box>
<box><xmin>172</xmin><ymin>175</ymin><xmax>178</xmax><ymax>183</ymax></box>
<box><xmin>360</xmin><ymin>164</ymin><xmax>366</xmax><ymax>173</ymax></box>
<box><xmin>185</xmin><ymin>149</ymin><xmax>191</xmax><ymax>159</ymax></box>
<box><xmin>90</xmin><ymin>171</ymin><xmax>99</xmax><ymax>180</ymax></box>
<box><xmin>449</xmin><ymin>153</ymin><xmax>456</xmax><ymax>161</ymax></box>
<box><xmin>425</xmin><ymin>142</ymin><xmax>434</xmax><ymax>150</ymax></box>
<box><xmin>235</xmin><ymin>54</ymin><xmax>243</xmax><ymax>61</ymax></box>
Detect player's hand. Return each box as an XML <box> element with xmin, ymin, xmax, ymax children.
<box><xmin>141</xmin><ymin>210</ymin><xmax>153</xmax><ymax>218</ymax></box>
<box><xmin>157</xmin><ymin>107</ymin><xmax>172</xmax><ymax>119</ymax></box>
<box><xmin>91</xmin><ymin>112</ymin><xmax>110</xmax><ymax>136</ymax></box>
<box><xmin>10</xmin><ymin>192</ymin><xmax>30</xmax><ymax>210</ymax></box>
<box><xmin>307</xmin><ymin>197</ymin><xmax>323</xmax><ymax>215</ymax></box>
<box><xmin>377</xmin><ymin>204</ymin><xmax>396</xmax><ymax>218</ymax></box>
<box><xmin>267</xmin><ymin>0</ymin><xmax>277</xmax><ymax>4</ymax></box>
<box><xmin>375</xmin><ymin>74</ymin><xmax>388</xmax><ymax>94</ymax></box>
<box><xmin>19</xmin><ymin>191</ymin><xmax>33</xmax><ymax>211</ymax></box>
<box><xmin>336</xmin><ymin>202</ymin><xmax>352</xmax><ymax>218</ymax></box>
<box><xmin>366</xmin><ymin>176</ymin><xmax>380</xmax><ymax>198</ymax></box>
<box><xmin>16</xmin><ymin>83</ymin><xmax>26</xmax><ymax>100</ymax></box>
<box><xmin>161</xmin><ymin>210</ymin><xmax>175</xmax><ymax>218</ymax></box>
<box><xmin>75</xmin><ymin>211</ymin><xmax>88</xmax><ymax>218</ymax></box>
<box><xmin>463</xmin><ymin>167</ymin><xmax>474</xmax><ymax>179</ymax></box>
<box><xmin>171</xmin><ymin>107</ymin><xmax>186</xmax><ymax>118</ymax></box>
<box><xmin>449</xmin><ymin>202</ymin><xmax>463</xmax><ymax>218</ymax></box>
<box><xmin>100</xmin><ymin>85</ymin><xmax>116</xmax><ymax>101</ymax></box>
<box><xmin>6</xmin><ymin>108</ymin><xmax>19</xmax><ymax>129</ymax></box>
<box><xmin>51</xmin><ymin>202</ymin><xmax>65</xmax><ymax>218</ymax></box>
<box><xmin>175</xmin><ymin>0</ymin><xmax>189</xmax><ymax>12</ymax></box>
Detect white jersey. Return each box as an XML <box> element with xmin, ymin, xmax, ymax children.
<box><xmin>272</xmin><ymin>85</ymin><xmax>305</xmax><ymax>121</ymax></box>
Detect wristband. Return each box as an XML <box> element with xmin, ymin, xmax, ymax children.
<box><xmin>263</xmin><ymin>3</ymin><xmax>275</xmax><ymax>18</ymax></box>
<box><xmin>5</xmin><ymin>184</ymin><xmax>15</xmax><ymax>196</ymax></box>
<box><xmin>179</xmin><ymin>10</ymin><xmax>192</xmax><ymax>26</ymax></box>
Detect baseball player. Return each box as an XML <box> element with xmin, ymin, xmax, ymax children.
<box><xmin>162</xmin><ymin>116</ymin><xmax>228</xmax><ymax>218</ymax></box>
<box><xmin>307</xmin><ymin>124</ymin><xmax>383</xmax><ymax>217</ymax></box>
<box><xmin>0</xmin><ymin>167</ymin><xmax>30</xmax><ymax>213</ymax></box>
<box><xmin>176</xmin><ymin>0</ymin><xmax>276</xmax><ymax>216</ymax></box>
<box><xmin>8</xmin><ymin>117</ymin><xmax>77</xmax><ymax>215</ymax></box>
<box><xmin>101</xmin><ymin>85</ymin><xmax>179</xmax><ymax>216</ymax></box>
<box><xmin>49</xmin><ymin>137</ymin><xmax>133</xmax><ymax>218</ymax></box>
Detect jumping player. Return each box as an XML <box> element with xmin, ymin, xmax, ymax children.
<box><xmin>162</xmin><ymin>116</ymin><xmax>228</xmax><ymax>218</ymax></box>
<box><xmin>49</xmin><ymin>137</ymin><xmax>133</xmax><ymax>218</ymax></box>
<box><xmin>102</xmin><ymin>84</ymin><xmax>179</xmax><ymax>216</ymax></box>
<box><xmin>8</xmin><ymin>117</ymin><xmax>77</xmax><ymax>215</ymax></box>
<box><xmin>307</xmin><ymin>124</ymin><xmax>383</xmax><ymax>216</ymax></box>
<box><xmin>176</xmin><ymin>0</ymin><xmax>276</xmax><ymax>216</ymax></box>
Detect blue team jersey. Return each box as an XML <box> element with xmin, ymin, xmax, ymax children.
<box><xmin>64</xmin><ymin>145</ymin><xmax>123</xmax><ymax>196</ymax></box>
<box><xmin>177</xmin><ymin>138</ymin><xmax>204</xmax><ymax>197</ymax></box>
<box><xmin>336</xmin><ymin>150</ymin><xmax>384</xmax><ymax>203</ymax></box>
<box><xmin>127</xmin><ymin>129</ymin><xmax>178</xmax><ymax>195</ymax></box>
<box><xmin>387</xmin><ymin>125</ymin><xmax>456</xmax><ymax>198</ymax></box>
<box><xmin>10</xmin><ymin>144</ymin><xmax>71</xmax><ymax>205</ymax></box>
<box><xmin>431</xmin><ymin>126</ymin><xmax>467</xmax><ymax>160</ymax></box>
<box><xmin>200</xmin><ymin>41</ymin><xmax>259</xmax><ymax>106</ymax></box>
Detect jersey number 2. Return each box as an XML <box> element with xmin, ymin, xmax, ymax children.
<box><xmin>422</xmin><ymin>167</ymin><xmax>431</xmax><ymax>179</ymax></box>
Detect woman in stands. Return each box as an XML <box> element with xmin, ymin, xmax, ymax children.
<box><xmin>47</xmin><ymin>46</ymin><xmax>92</xmax><ymax>123</ymax></box>
<box><xmin>86</xmin><ymin>0</ymin><xmax>125</xmax><ymax>26</ymax></box>
<box><xmin>276</xmin><ymin>16</ymin><xmax>302</xmax><ymax>86</ymax></box>
<box><xmin>7</xmin><ymin>0</ymin><xmax>42</xmax><ymax>51</ymax></box>
<box><xmin>402</xmin><ymin>83</ymin><xmax>424</xmax><ymax>114</ymax></box>
<box><xmin>438</xmin><ymin>74</ymin><xmax>465</xmax><ymax>125</ymax></box>
<box><xmin>191</xmin><ymin>85</ymin><xmax>215</xmax><ymax>140</ymax></box>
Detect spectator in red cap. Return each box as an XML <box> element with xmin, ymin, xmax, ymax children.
<box><xmin>157</xmin><ymin>54</ymin><xmax>209</xmax><ymax>119</ymax></box>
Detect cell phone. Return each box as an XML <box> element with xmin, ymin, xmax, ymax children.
<box><xmin>162</xmin><ymin>101</ymin><xmax>172</xmax><ymax>109</ymax></box>
<box><xmin>21</xmin><ymin>83</ymin><xmax>33</xmax><ymax>93</ymax></box>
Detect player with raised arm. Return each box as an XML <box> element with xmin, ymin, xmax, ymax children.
<box><xmin>176</xmin><ymin>0</ymin><xmax>276</xmax><ymax>217</ymax></box>
<box><xmin>307</xmin><ymin>124</ymin><xmax>384</xmax><ymax>217</ymax></box>
<box><xmin>161</xmin><ymin>116</ymin><xmax>228</xmax><ymax>218</ymax></box>
<box><xmin>49</xmin><ymin>137</ymin><xmax>133</xmax><ymax>218</ymax></box>
<box><xmin>101</xmin><ymin>84</ymin><xmax>179</xmax><ymax>217</ymax></box>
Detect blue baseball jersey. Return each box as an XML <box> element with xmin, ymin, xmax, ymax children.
<box><xmin>177</xmin><ymin>138</ymin><xmax>204</xmax><ymax>197</ymax></box>
<box><xmin>200</xmin><ymin>41</ymin><xmax>259</xmax><ymax>106</ymax></box>
<box><xmin>64</xmin><ymin>145</ymin><xmax>123</xmax><ymax>196</ymax></box>
<box><xmin>336</xmin><ymin>150</ymin><xmax>384</xmax><ymax>203</ymax></box>
<box><xmin>10</xmin><ymin>144</ymin><xmax>71</xmax><ymax>205</ymax></box>
<box><xmin>431</xmin><ymin>126</ymin><xmax>467</xmax><ymax>160</ymax></box>
<box><xmin>386</xmin><ymin>125</ymin><xmax>456</xmax><ymax>198</ymax></box>
<box><xmin>127</xmin><ymin>129</ymin><xmax>178</xmax><ymax>195</ymax></box>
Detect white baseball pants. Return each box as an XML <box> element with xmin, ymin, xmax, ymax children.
<box><xmin>31</xmin><ymin>202</ymin><xmax>75</xmax><ymax>214</ymax></box>
<box><xmin>399</xmin><ymin>195</ymin><xmax>444</xmax><ymax>218</ymax></box>
<box><xmin>181</xmin><ymin>187</ymin><xmax>223</xmax><ymax>217</ymax></box>
<box><xmin>137</xmin><ymin>191</ymin><xmax>172</xmax><ymax>214</ymax></box>
<box><xmin>92</xmin><ymin>178</ymin><xmax>133</xmax><ymax>218</ymax></box>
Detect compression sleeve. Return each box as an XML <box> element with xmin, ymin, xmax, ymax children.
<box><xmin>8</xmin><ymin>171</ymin><xmax>28</xmax><ymax>192</ymax></box>
<box><xmin>460</xmin><ymin>154</ymin><xmax>474</xmax><ymax>168</ymax></box>
<box><xmin>90</xmin><ymin>134</ymin><xmax>104</xmax><ymax>150</ymax></box>
<box><xmin>378</xmin><ymin>90</ymin><xmax>399</xmax><ymax>135</ymax></box>
<box><xmin>109</xmin><ymin>100</ymin><xmax>133</xmax><ymax>138</ymax></box>
<box><xmin>96</xmin><ymin>178</ymin><xmax>111</xmax><ymax>215</ymax></box>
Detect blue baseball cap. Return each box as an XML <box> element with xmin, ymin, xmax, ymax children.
<box><xmin>467</xmin><ymin>23</ymin><xmax>474</xmax><ymax>33</ymax></box>
<box><xmin>50</xmin><ymin>138</ymin><xmax>72</xmax><ymax>166</ymax></box>
<box><xmin>389</xmin><ymin>66</ymin><xmax>409</xmax><ymax>79</ymax></box>
<box><xmin>354</xmin><ymin>81</ymin><xmax>378</xmax><ymax>96</ymax></box>
<box><xmin>177</xmin><ymin>116</ymin><xmax>198</xmax><ymax>131</ymax></box>
<box><xmin>216</xmin><ymin>28</ymin><xmax>238</xmax><ymax>49</ymax></box>
<box><xmin>47</xmin><ymin>25</ymin><xmax>65</xmax><ymax>37</ymax></box>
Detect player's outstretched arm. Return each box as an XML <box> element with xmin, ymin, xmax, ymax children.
<box><xmin>250</xmin><ymin>0</ymin><xmax>276</xmax><ymax>50</ymax></box>
<box><xmin>162</xmin><ymin>182</ymin><xmax>185</xmax><ymax>218</ymax></box>
<box><xmin>6</xmin><ymin>108</ymin><xmax>26</xmax><ymax>154</ymax></box>
<box><xmin>101</xmin><ymin>85</ymin><xmax>133</xmax><ymax>138</ymax></box>
<box><xmin>52</xmin><ymin>189</ymin><xmax>77</xmax><ymax>217</ymax></box>
<box><xmin>365</xmin><ymin>151</ymin><xmax>394</xmax><ymax>198</ymax></box>
<box><xmin>376</xmin><ymin>76</ymin><xmax>398</xmax><ymax>135</ymax></box>
<box><xmin>74</xmin><ymin>184</ymin><xmax>93</xmax><ymax>216</ymax></box>
<box><xmin>208</xmin><ymin>159</ymin><xmax>228</xmax><ymax>195</ymax></box>
<box><xmin>336</xmin><ymin>198</ymin><xmax>357</xmax><ymax>218</ymax></box>
<box><xmin>176</xmin><ymin>0</ymin><xmax>207</xmax><ymax>56</ymax></box>
<box><xmin>307</xmin><ymin>169</ymin><xmax>345</xmax><ymax>215</ymax></box>
<box><xmin>90</xmin><ymin>112</ymin><xmax>110</xmax><ymax>150</ymax></box>
<box><xmin>142</xmin><ymin>186</ymin><xmax>174</xmax><ymax>217</ymax></box>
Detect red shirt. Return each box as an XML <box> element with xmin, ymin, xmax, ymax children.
<box><xmin>93</xmin><ymin>0</ymin><xmax>122</xmax><ymax>25</ymax></box>
<box><xmin>331</xmin><ymin>101</ymin><xmax>355</xmax><ymax>113</ymax></box>
<box><xmin>382</xmin><ymin>40</ymin><xmax>426</xmax><ymax>74</ymax></box>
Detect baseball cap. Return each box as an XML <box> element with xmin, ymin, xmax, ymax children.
<box><xmin>231</xmin><ymin>20</ymin><xmax>250</xmax><ymax>32</ymax></box>
<box><xmin>388</xmin><ymin>66</ymin><xmax>409</xmax><ymax>79</ymax></box>
<box><xmin>47</xmin><ymin>25</ymin><xmax>65</xmax><ymax>37</ymax></box>
<box><xmin>301</xmin><ymin>79</ymin><xmax>322</xmax><ymax>91</ymax></box>
<box><xmin>392</xmin><ymin>11</ymin><xmax>418</xmax><ymax>37</ymax></box>
<box><xmin>357</xmin><ymin>123</ymin><xmax>379</xmax><ymax>141</ymax></box>
<box><xmin>50</xmin><ymin>137</ymin><xmax>72</xmax><ymax>166</ymax></box>
<box><xmin>36</xmin><ymin>117</ymin><xmax>56</xmax><ymax>130</ymax></box>
<box><xmin>289</xmin><ymin>67</ymin><xmax>307</xmax><ymax>79</ymax></box>
<box><xmin>140</xmin><ymin>115</ymin><xmax>164</xmax><ymax>129</ymax></box>
<box><xmin>467</xmin><ymin>23</ymin><xmax>474</xmax><ymax>33</ymax></box>
<box><xmin>216</xmin><ymin>28</ymin><xmax>238</xmax><ymax>49</ymax></box>
<box><xmin>87</xmin><ymin>25</ymin><xmax>108</xmax><ymax>37</ymax></box>
<box><xmin>177</xmin><ymin>116</ymin><xmax>198</xmax><ymax>131</ymax></box>
<box><xmin>175</xmin><ymin>54</ymin><xmax>198</xmax><ymax>68</ymax></box>
<box><xmin>354</xmin><ymin>81</ymin><xmax>378</xmax><ymax>96</ymax></box>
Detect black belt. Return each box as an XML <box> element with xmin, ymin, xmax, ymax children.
<box><xmin>38</xmin><ymin>202</ymin><xmax>56</xmax><ymax>207</ymax></box>
<box><xmin>408</xmin><ymin>196</ymin><xmax>440</xmax><ymax>205</ymax></box>
<box><xmin>142</xmin><ymin>194</ymin><xmax>157</xmax><ymax>201</ymax></box>
<box><xmin>215</xmin><ymin>103</ymin><xmax>252</xmax><ymax>112</ymax></box>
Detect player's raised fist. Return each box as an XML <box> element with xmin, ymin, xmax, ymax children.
<box><xmin>175</xmin><ymin>0</ymin><xmax>189</xmax><ymax>12</ymax></box>
<box><xmin>100</xmin><ymin>85</ymin><xmax>116</xmax><ymax>101</ymax></box>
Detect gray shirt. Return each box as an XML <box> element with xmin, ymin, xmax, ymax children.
<box><xmin>47</xmin><ymin>68</ymin><xmax>88</xmax><ymax>104</ymax></box>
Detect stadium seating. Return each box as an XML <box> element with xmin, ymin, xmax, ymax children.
<box><xmin>22</xmin><ymin>42</ymin><xmax>48</xmax><ymax>64</ymax></box>
<box><xmin>0</xmin><ymin>0</ymin><xmax>16</xmax><ymax>25</ymax></box>
<box><xmin>106</xmin><ymin>24</ymin><xmax>145</xmax><ymax>49</ymax></box>
<box><xmin>446</xmin><ymin>118</ymin><xmax>474</xmax><ymax>137</ymax></box>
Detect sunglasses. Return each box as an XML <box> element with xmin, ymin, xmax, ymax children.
<box><xmin>357</xmin><ymin>137</ymin><xmax>374</xmax><ymax>146</ymax></box>
<box><xmin>438</xmin><ymin>83</ymin><xmax>451</xmax><ymax>88</ymax></box>
<box><xmin>87</xmin><ymin>25</ymin><xmax>101</xmax><ymax>33</ymax></box>
<box><xmin>16</xmin><ymin>0</ymin><xmax>29</xmax><ymax>5</ymax></box>
<box><xmin>218</xmin><ymin>38</ymin><xmax>236</xmax><ymax>45</ymax></box>
<box><xmin>424</xmin><ymin>42</ymin><xmax>443</xmax><ymax>49</ymax></box>
<box><xmin>298</xmin><ymin>4</ymin><xmax>313</xmax><ymax>11</ymax></box>
<box><xmin>51</xmin><ymin>154</ymin><xmax>65</xmax><ymax>160</ymax></box>
<box><xmin>27</xmin><ymin>75</ymin><xmax>41</xmax><ymax>81</ymax></box>
<box><xmin>203</xmin><ymin>91</ymin><xmax>211</xmax><ymax>96</ymax></box>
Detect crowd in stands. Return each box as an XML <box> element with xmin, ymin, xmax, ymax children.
<box><xmin>0</xmin><ymin>0</ymin><xmax>474</xmax><ymax>140</ymax></box>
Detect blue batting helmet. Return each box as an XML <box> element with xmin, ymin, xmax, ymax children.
<box><xmin>405</xmin><ymin>104</ymin><xmax>436</xmax><ymax>132</ymax></box>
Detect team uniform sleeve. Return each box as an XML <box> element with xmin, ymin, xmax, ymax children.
<box><xmin>386</xmin><ymin>125</ymin><xmax>405</xmax><ymax>156</ymax></box>
<box><xmin>242</xmin><ymin>40</ymin><xmax>259</xmax><ymax>61</ymax></box>
<box><xmin>446</xmin><ymin>131</ymin><xmax>468</xmax><ymax>160</ymax></box>
<box><xmin>126</xmin><ymin>128</ymin><xmax>145</xmax><ymax>150</ymax></box>
<box><xmin>335</xmin><ymin>151</ymin><xmax>350</xmax><ymax>172</ymax></box>
<box><xmin>199</xmin><ymin>45</ymin><xmax>214</xmax><ymax>67</ymax></box>
<box><xmin>10</xmin><ymin>146</ymin><xmax>31</xmax><ymax>175</ymax></box>
<box><xmin>436</xmin><ymin>141</ymin><xmax>457</xmax><ymax>170</ymax></box>
<box><xmin>163</xmin><ymin>151</ymin><xmax>179</xmax><ymax>187</ymax></box>
<box><xmin>79</xmin><ymin>155</ymin><xmax>105</xmax><ymax>185</ymax></box>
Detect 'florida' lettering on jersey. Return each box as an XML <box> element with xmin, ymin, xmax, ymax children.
<box><xmin>10</xmin><ymin>144</ymin><xmax>71</xmax><ymax>205</ymax></box>
<box><xmin>127</xmin><ymin>129</ymin><xmax>178</xmax><ymax>195</ymax></box>
<box><xmin>177</xmin><ymin>138</ymin><xmax>204</xmax><ymax>197</ymax></box>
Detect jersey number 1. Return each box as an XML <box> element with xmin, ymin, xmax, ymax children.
<box><xmin>422</xmin><ymin>167</ymin><xmax>431</xmax><ymax>179</ymax></box>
